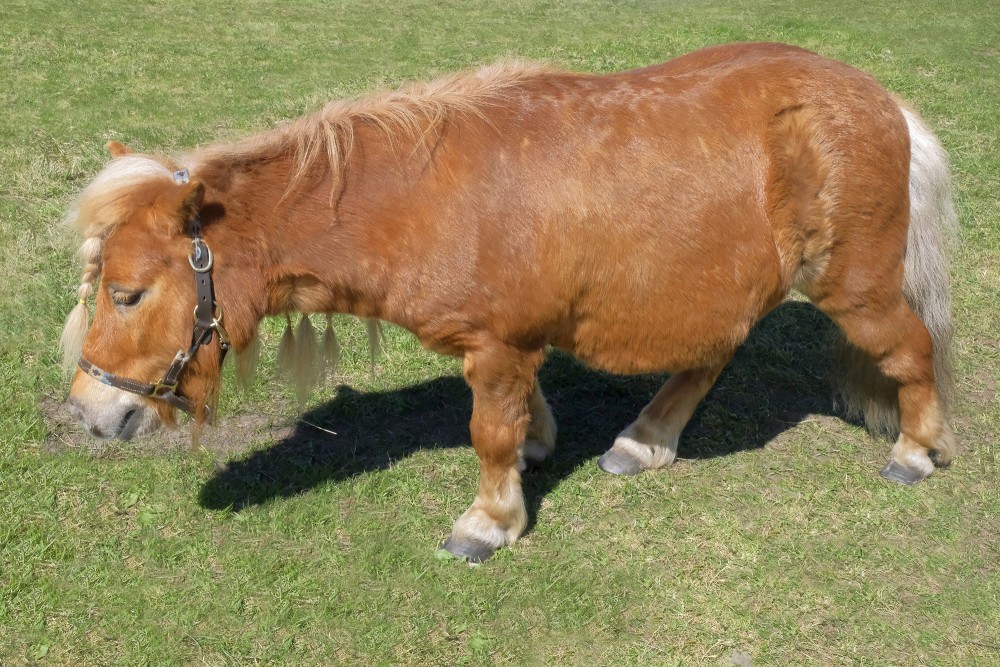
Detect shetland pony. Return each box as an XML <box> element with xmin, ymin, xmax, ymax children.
<box><xmin>61</xmin><ymin>43</ymin><xmax>957</xmax><ymax>562</ymax></box>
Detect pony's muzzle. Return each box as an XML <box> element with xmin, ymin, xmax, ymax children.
<box><xmin>67</xmin><ymin>371</ymin><xmax>162</xmax><ymax>440</ymax></box>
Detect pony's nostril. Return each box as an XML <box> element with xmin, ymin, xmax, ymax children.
<box><xmin>66</xmin><ymin>397</ymin><xmax>106</xmax><ymax>438</ymax></box>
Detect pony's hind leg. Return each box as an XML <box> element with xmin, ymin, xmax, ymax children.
<box><xmin>442</xmin><ymin>343</ymin><xmax>544</xmax><ymax>562</ymax></box>
<box><xmin>820</xmin><ymin>294</ymin><xmax>954</xmax><ymax>484</ymax></box>
<box><xmin>520</xmin><ymin>383</ymin><xmax>557</xmax><ymax>470</ymax></box>
<box><xmin>599</xmin><ymin>357</ymin><xmax>731</xmax><ymax>475</ymax></box>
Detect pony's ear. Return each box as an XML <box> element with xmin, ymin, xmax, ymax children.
<box><xmin>180</xmin><ymin>181</ymin><xmax>206</xmax><ymax>219</ymax></box>
<box><xmin>152</xmin><ymin>179</ymin><xmax>205</xmax><ymax>235</ymax></box>
<box><xmin>107</xmin><ymin>141</ymin><xmax>132</xmax><ymax>157</ymax></box>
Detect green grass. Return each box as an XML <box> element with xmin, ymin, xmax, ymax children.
<box><xmin>2</xmin><ymin>1</ymin><xmax>998</xmax><ymax>665</ymax></box>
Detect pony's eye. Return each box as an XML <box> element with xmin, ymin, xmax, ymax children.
<box><xmin>111</xmin><ymin>289</ymin><xmax>144</xmax><ymax>307</ymax></box>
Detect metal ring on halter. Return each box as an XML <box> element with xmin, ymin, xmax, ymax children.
<box><xmin>189</xmin><ymin>238</ymin><xmax>213</xmax><ymax>272</ymax></box>
<box><xmin>193</xmin><ymin>302</ymin><xmax>223</xmax><ymax>324</ymax></box>
<box><xmin>191</xmin><ymin>302</ymin><xmax>230</xmax><ymax>345</ymax></box>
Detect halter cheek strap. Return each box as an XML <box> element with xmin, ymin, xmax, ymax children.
<box><xmin>77</xmin><ymin>215</ymin><xmax>230</xmax><ymax>417</ymax></box>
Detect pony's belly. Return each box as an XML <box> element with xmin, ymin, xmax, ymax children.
<box><xmin>549</xmin><ymin>267</ymin><xmax>785</xmax><ymax>374</ymax></box>
<box><xmin>552</xmin><ymin>312</ymin><xmax>749</xmax><ymax>375</ymax></box>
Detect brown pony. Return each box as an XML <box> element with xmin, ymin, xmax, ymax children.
<box><xmin>61</xmin><ymin>43</ymin><xmax>957</xmax><ymax>562</ymax></box>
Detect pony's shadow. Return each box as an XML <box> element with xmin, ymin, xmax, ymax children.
<box><xmin>199</xmin><ymin>301</ymin><xmax>846</xmax><ymax>525</ymax></box>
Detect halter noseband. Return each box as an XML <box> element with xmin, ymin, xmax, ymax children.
<box><xmin>78</xmin><ymin>214</ymin><xmax>230</xmax><ymax>417</ymax></box>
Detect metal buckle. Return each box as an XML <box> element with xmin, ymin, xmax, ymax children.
<box><xmin>191</xmin><ymin>303</ymin><xmax>230</xmax><ymax>347</ymax></box>
<box><xmin>151</xmin><ymin>379</ymin><xmax>179</xmax><ymax>396</ymax></box>
<box><xmin>213</xmin><ymin>318</ymin><xmax>231</xmax><ymax>348</ymax></box>
<box><xmin>188</xmin><ymin>238</ymin><xmax>213</xmax><ymax>273</ymax></box>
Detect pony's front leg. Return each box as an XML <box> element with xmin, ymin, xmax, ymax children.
<box><xmin>442</xmin><ymin>344</ymin><xmax>544</xmax><ymax>562</ymax></box>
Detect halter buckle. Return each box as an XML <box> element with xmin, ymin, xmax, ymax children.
<box><xmin>189</xmin><ymin>238</ymin><xmax>213</xmax><ymax>273</ymax></box>
<box><xmin>151</xmin><ymin>379</ymin><xmax>180</xmax><ymax>396</ymax></box>
<box><xmin>192</xmin><ymin>303</ymin><xmax>229</xmax><ymax>343</ymax></box>
<box><xmin>213</xmin><ymin>318</ymin><xmax>231</xmax><ymax>349</ymax></box>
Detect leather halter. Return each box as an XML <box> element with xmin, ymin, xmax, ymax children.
<box><xmin>77</xmin><ymin>214</ymin><xmax>230</xmax><ymax>417</ymax></box>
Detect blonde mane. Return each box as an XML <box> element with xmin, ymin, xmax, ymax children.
<box><xmin>192</xmin><ymin>59</ymin><xmax>558</xmax><ymax>184</ymax></box>
<box><xmin>65</xmin><ymin>155</ymin><xmax>175</xmax><ymax>240</ymax></box>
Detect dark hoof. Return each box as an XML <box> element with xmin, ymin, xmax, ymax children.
<box><xmin>440</xmin><ymin>536</ymin><xmax>497</xmax><ymax>563</ymax></box>
<box><xmin>598</xmin><ymin>449</ymin><xmax>643</xmax><ymax>476</ymax></box>
<box><xmin>880</xmin><ymin>460</ymin><xmax>929</xmax><ymax>485</ymax></box>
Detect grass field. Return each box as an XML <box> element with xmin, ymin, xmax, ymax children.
<box><xmin>2</xmin><ymin>0</ymin><xmax>998</xmax><ymax>665</ymax></box>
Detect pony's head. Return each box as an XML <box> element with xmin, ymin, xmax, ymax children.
<box><xmin>61</xmin><ymin>142</ymin><xmax>223</xmax><ymax>439</ymax></box>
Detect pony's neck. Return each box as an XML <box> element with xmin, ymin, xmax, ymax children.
<box><xmin>181</xmin><ymin>62</ymin><xmax>558</xmax><ymax>353</ymax></box>
<box><xmin>191</xmin><ymin>121</ymin><xmax>430</xmax><ymax>351</ymax></box>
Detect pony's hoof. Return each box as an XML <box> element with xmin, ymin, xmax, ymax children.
<box><xmin>598</xmin><ymin>448</ymin><xmax>643</xmax><ymax>476</ymax></box>
<box><xmin>880</xmin><ymin>460</ymin><xmax>931</xmax><ymax>485</ymax></box>
<box><xmin>440</xmin><ymin>536</ymin><xmax>497</xmax><ymax>563</ymax></box>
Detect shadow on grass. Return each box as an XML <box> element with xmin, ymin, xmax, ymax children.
<box><xmin>200</xmin><ymin>301</ymin><xmax>846</xmax><ymax>522</ymax></box>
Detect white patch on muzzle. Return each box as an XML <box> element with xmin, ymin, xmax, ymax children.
<box><xmin>67</xmin><ymin>371</ymin><xmax>162</xmax><ymax>440</ymax></box>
